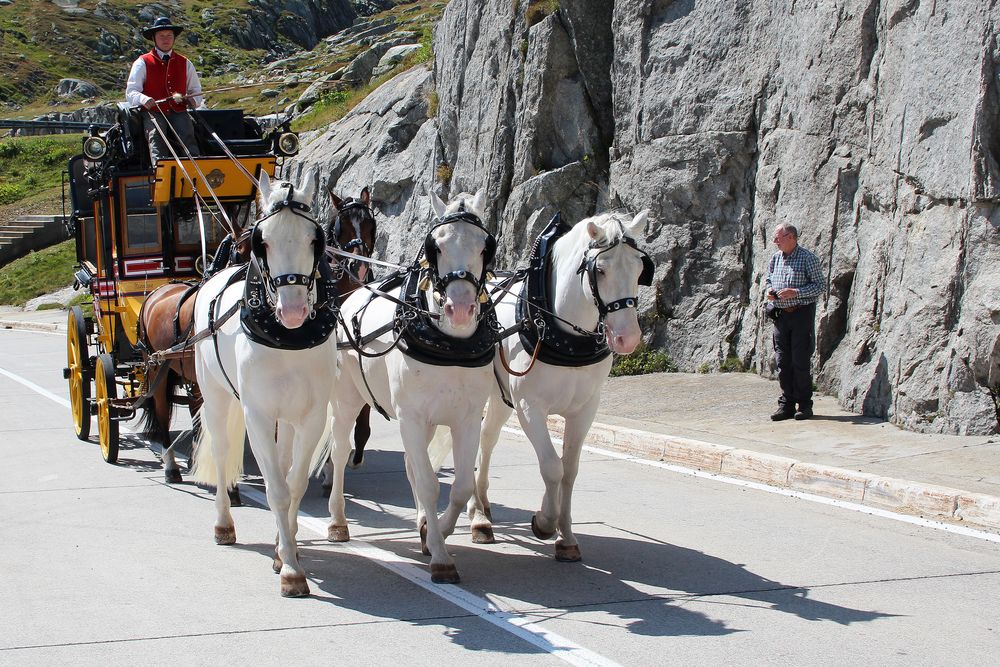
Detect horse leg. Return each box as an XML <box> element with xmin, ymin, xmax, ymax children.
<box><xmin>349</xmin><ymin>404</ymin><xmax>372</xmax><ymax>468</ymax></box>
<box><xmin>438</xmin><ymin>420</ymin><xmax>479</xmax><ymax>540</ymax></box>
<box><xmin>551</xmin><ymin>401</ymin><xmax>599</xmax><ymax>562</ymax></box>
<box><xmin>518</xmin><ymin>406</ymin><xmax>562</xmax><ymax>542</ymax></box>
<box><xmin>327</xmin><ymin>391</ymin><xmax>366</xmax><ymax>542</ymax></box>
<box><xmin>400</xmin><ymin>419</ymin><xmax>458</xmax><ymax>584</ymax></box>
<box><xmin>199</xmin><ymin>396</ymin><xmax>239</xmax><ymax>545</ymax></box>
<box><xmin>159</xmin><ymin>372</ymin><xmax>182</xmax><ymax>483</ymax></box>
<box><xmin>468</xmin><ymin>394</ymin><xmax>511</xmax><ymax>544</ymax></box>
<box><xmin>245</xmin><ymin>412</ymin><xmax>308</xmax><ymax>597</ymax></box>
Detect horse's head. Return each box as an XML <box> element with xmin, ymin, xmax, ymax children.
<box><xmin>426</xmin><ymin>188</ymin><xmax>495</xmax><ymax>336</ymax></box>
<box><xmin>251</xmin><ymin>171</ymin><xmax>324</xmax><ymax>329</ymax></box>
<box><xmin>565</xmin><ymin>209</ymin><xmax>654</xmax><ymax>355</ymax></box>
<box><xmin>329</xmin><ymin>186</ymin><xmax>377</xmax><ymax>283</ymax></box>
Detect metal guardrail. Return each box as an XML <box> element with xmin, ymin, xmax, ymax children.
<box><xmin>0</xmin><ymin>119</ymin><xmax>114</xmax><ymax>132</ymax></box>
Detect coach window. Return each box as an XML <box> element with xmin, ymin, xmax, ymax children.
<box><xmin>173</xmin><ymin>201</ymin><xmax>225</xmax><ymax>253</ymax></box>
<box><xmin>119</xmin><ymin>176</ymin><xmax>161</xmax><ymax>256</ymax></box>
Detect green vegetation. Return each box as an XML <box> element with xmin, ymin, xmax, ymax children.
<box><xmin>526</xmin><ymin>0</ymin><xmax>560</xmax><ymax>26</ymax></box>
<box><xmin>610</xmin><ymin>343</ymin><xmax>678</xmax><ymax>377</ymax></box>
<box><xmin>0</xmin><ymin>135</ymin><xmax>80</xmax><ymax>206</ymax></box>
<box><xmin>0</xmin><ymin>239</ymin><xmax>75</xmax><ymax>306</ymax></box>
<box><xmin>719</xmin><ymin>355</ymin><xmax>747</xmax><ymax>373</ymax></box>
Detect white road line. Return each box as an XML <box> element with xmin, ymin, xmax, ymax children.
<box><xmin>1</xmin><ymin>362</ymin><xmax>620</xmax><ymax>667</ymax></box>
<box><xmin>241</xmin><ymin>488</ymin><xmax>620</xmax><ymax>667</ymax></box>
<box><xmin>500</xmin><ymin>426</ymin><xmax>1000</xmax><ymax>545</ymax></box>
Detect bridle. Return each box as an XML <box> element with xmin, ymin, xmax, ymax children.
<box><xmin>421</xmin><ymin>206</ymin><xmax>497</xmax><ymax>298</ymax></box>
<box><xmin>249</xmin><ymin>183</ymin><xmax>326</xmax><ymax>300</ymax></box>
<box><xmin>576</xmin><ymin>227</ymin><xmax>655</xmax><ymax>317</ymax></box>
<box><xmin>331</xmin><ymin>198</ymin><xmax>376</xmax><ymax>278</ymax></box>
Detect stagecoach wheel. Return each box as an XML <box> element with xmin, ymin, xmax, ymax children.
<box><xmin>95</xmin><ymin>353</ymin><xmax>120</xmax><ymax>464</ymax></box>
<box><xmin>66</xmin><ymin>306</ymin><xmax>91</xmax><ymax>441</ymax></box>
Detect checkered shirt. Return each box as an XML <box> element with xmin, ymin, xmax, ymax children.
<box><xmin>766</xmin><ymin>245</ymin><xmax>823</xmax><ymax>308</ymax></box>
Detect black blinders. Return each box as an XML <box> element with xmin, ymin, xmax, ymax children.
<box><xmin>423</xmin><ymin>210</ymin><xmax>496</xmax><ymax>276</ymax></box>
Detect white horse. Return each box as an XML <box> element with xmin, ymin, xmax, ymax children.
<box><xmin>190</xmin><ymin>172</ymin><xmax>339</xmax><ymax>597</ymax></box>
<box><xmin>324</xmin><ymin>189</ymin><xmax>496</xmax><ymax>583</ymax></box>
<box><xmin>432</xmin><ymin>210</ymin><xmax>651</xmax><ymax>562</ymax></box>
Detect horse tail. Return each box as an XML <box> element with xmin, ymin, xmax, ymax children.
<box><xmin>427</xmin><ymin>425</ymin><xmax>453</xmax><ymax>472</ymax></box>
<box><xmin>309</xmin><ymin>402</ymin><xmax>335</xmax><ymax>478</ymax></box>
<box><xmin>190</xmin><ymin>404</ymin><xmax>245</xmax><ymax>489</ymax></box>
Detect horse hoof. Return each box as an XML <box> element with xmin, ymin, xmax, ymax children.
<box><xmin>228</xmin><ymin>486</ymin><xmax>242</xmax><ymax>507</ymax></box>
<box><xmin>327</xmin><ymin>524</ymin><xmax>350</xmax><ymax>542</ymax></box>
<box><xmin>280</xmin><ymin>573</ymin><xmax>310</xmax><ymax>597</ymax></box>
<box><xmin>419</xmin><ymin>522</ymin><xmax>430</xmax><ymax>556</ymax></box>
<box><xmin>430</xmin><ymin>563</ymin><xmax>460</xmax><ymax>584</ymax></box>
<box><xmin>272</xmin><ymin>556</ymin><xmax>283</xmax><ymax>574</ymax></box>
<box><xmin>555</xmin><ymin>541</ymin><xmax>582</xmax><ymax>562</ymax></box>
<box><xmin>214</xmin><ymin>525</ymin><xmax>236</xmax><ymax>545</ymax></box>
<box><xmin>471</xmin><ymin>524</ymin><xmax>495</xmax><ymax>544</ymax></box>
<box><xmin>531</xmin><ymin>515</ymin><xmax>556</xmax><ymax>541</ymax></box>
<box><xmin>348</xmin><ymin>449</ymin><xmax>364</xmax><ymax>469</ymax></box>
<box><xmin>164</xmin><ymin>468</ymin><xmax>182</xmax><ymax>484</ymax></box>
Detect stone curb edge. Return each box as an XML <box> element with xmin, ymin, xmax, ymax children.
<box><xmin>530</xmin><ymin>415</ymin><xmax>1000</xmax><ymax>534</ymax></box>
<box><xmin>0</xmin><ymin>318</ymin><xmax>63</xmax><ymax>333</ymax></box>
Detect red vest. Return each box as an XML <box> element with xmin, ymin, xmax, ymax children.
<box><xmin>140</xmin><ymin>50</ymin><xmax>189</xmax><ymax>112</ymax></box>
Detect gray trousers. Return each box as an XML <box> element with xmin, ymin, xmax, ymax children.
<box><xmin>142</xmin><ymin>111</ymin><xmax>200</xmax><ymax>164</ymax></box>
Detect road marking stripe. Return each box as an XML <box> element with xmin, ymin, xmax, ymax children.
<box><xmin>0</xmin><ymin>366</ymin><xmax>71</xmax><ymax>409</ymax></box>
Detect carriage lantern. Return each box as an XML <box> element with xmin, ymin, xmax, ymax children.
<box><xmin>276</xmin><ymin>131</ymin><xmax>300</xmax><ymax>157</ymax></box>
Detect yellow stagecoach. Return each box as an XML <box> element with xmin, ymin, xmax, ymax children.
<box><xmin>62</xmin><ymin>104</ymin><xmax>299</xmax><ymax>462</ymax></box>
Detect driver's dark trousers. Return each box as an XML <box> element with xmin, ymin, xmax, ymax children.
<box><xmin>142</xmin><ymin>110</ymin><xmax>200</xmax><ymax>163</ymax></box>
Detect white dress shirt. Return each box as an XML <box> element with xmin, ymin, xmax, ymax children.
<box><xmin>125</xmin><ymin>48</ymin><xmax>205</xmax><ymax>109</ymax></box>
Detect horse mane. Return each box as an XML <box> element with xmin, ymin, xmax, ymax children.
<box><xmin>552</xmin><ymin>212</ymin><xmax>628</xmax><ymax>267</ymax></box>
<box><xmin>442</xmin><ymin>191</ymin><xmax>485</xmax><ymax>220</ymax></box>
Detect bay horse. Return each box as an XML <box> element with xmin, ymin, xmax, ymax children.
<box><xmin>136</xmin><ymin>231</ymin><xmax>249</xmax><ymax>488</ymax></box>
<box><xmin>323</xmin><ymin>189</ymin><xmax>496</xmax><ymax>583</ymax></box>
<box><xmin>326</xmin><ymin>187</ymin><xmax>377</xmax><ymax>472</ymax></box>
<box><xmin>190</xmin><ymin>172</ymin><xmax>339</xmax><ymax>597</ymax></box>
<box><xmin>430</xmin><ymin>210</ymin><xmax>652</xmax><ymax>562</ymax></box>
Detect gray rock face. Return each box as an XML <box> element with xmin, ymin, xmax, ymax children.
<box><xmin>292</xmin><ymin>0</ymin><xmax>1000</xmax><ymax>435</ymax></box>
<box><xmin>55</xmin><ymin>78</ymin><xmax>101</xmax><ymax>98</ymax></box>
<box><xmin>221</xmin><ymin>0</ymin><xmax>356</xmax><ymax>51</ymax></box>
<box><xmin>371</xmin><ymin>44</ymin><xmax>421</xmax><ymax>78</ymax></box>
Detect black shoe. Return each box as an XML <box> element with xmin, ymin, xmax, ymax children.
<box><xmin>794</xmin><ymin>409</ymin><xmax>813</xmax><ymax>420</ymax></box>
<box><xmin>771</xmin><ymin>409</ymin><xmax>795</xmax><ymax>421</ymax></box>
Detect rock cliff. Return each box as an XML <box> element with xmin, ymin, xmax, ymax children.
<box><xmin>296</xmin><ymin>0</ymin><xmax>1000</xmax><ymax>435</ymax></box>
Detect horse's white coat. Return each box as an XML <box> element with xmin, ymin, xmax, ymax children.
<box><xmin>190</xmin><ymin>172</ymin><xmax>337</xmax><ymax>596</ymax></box>
<box><xmin>324</xmin><ymin>190</ymin><xmax>493</xmax><ymax>581</ymax></box>
<box><xmin>457</xmin><ymin>211</ymin><xmax>649</xmax><ymax>558</ymax></box>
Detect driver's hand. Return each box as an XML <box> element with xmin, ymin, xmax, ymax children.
<box><xmin>143</xmin><ymin>99</ymin><xmax>156</xmax><ymax>110</ymax></box>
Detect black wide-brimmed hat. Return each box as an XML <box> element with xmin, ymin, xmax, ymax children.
<box><xmin>142</xmin><ymin>17</ymin><xmax>183</xmax><ymax>40</ymax></box>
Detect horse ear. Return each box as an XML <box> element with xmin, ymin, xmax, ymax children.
<box><xmin>329</xmin><ymin>190</ymin><xmax>343</xmax><ymax>210</ymax></box>
<box><xmin>471</xmin><ymin>188</ymin><xmax>487</xmax><ymax>215</ymax></box>
<box><xmin>430</xmin><ymin>190</ymin><xmax>447</xmax><ymax>219</ymax></box>
<box><xmin>586</xmin><ymin>220</ymin><xmax>602</xmax><ymax>241</ymax></box>
<box><xmin>297</xmin><ymin>172</ymin><xmax>316</xmax><ymax>206</ymax></box>
<box><xmin>628</xmin><ymin>209</ymin><xmax>650</xmax><ymax>236</ymax></box>
<box><xmin>258</xmin><ymin>170</ymin><xmax>271</xmax><ymax>205</ymax></box>
<box><xmin>360</xmin><ymin>186</ymin><xmax>370</xmax><ymax>205</ymax></box>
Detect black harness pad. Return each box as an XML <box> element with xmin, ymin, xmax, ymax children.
<box><xmin>517</xmin><ymin>217</ymin><xmax>611</xmax><ymax>367</ymax></box>
<box><xmin>394</xmin><ymin>269</ymin><xmax>498</xmax><ymax>368</ymax></box>
<box><xmin>240</xmin><ymin>260</ymin><xmax>340</xmax><ymax>350</ymax></box>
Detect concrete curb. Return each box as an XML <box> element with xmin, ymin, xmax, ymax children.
<box><xmin>0</xmin><ymin>318</ymin><xmax>63</xmax><ymax>333</ymax></box>
<box><xmin>539</xmin><ymin>415</ymin><xmax>1000</xmax><ymax>534</ymax></box>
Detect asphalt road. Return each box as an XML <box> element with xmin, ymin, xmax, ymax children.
<box><xmin>2</xmin><ymin>326</ymin><xmax>999</xmax><ymax>666</ymax></box>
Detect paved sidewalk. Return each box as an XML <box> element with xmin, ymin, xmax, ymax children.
<box><xmin>4</xmin><ymin>303</ymin><xmax>998</xmax><ymax>533</ymax></box>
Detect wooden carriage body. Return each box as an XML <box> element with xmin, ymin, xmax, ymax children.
<box><xmin>63</xmin><ymin>106</ymin><xmax>293</xmax><ymax>461</ymax></box>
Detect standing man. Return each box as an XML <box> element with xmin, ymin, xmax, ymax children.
<box><xmin>766</xmin><ymin>223</ymin><xmax>823</xmax><ymax>421</ymax></box>
<box><xmin>125</xmin><ymin>16</ymin><xmax>204</xmax><ymax>163</ymax></box>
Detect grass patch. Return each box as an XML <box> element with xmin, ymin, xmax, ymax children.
<box><xmin>0</xmin><ymin>135</ymin><xmax>80</xmax><ymax>206</ymax></box>
<box><xmin>0</xmin><ymin>239</ymin><xmax>75</xmax><ymax>306</ymax></box>
<box><xmin>67</xmin><ymin>290</ymin><xmax>94</xmax><ymax>318</ymax></box>
<box><xmin>526</xmin><ymin>0</ymin><xmax>560</xmax><ymax>26</ymax></box>
<box><xmin>719</xmin><ymin>355</ymin><xmax>746</xmax><ymax>373</ymax></box>
<box><xmin>610</xmin><ymin>343</ymin><xmax>678</xmax><ymax>377</ymax></box>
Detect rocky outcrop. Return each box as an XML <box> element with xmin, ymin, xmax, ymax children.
<box><xmin>220</xmin><ymin>0</ymin><xmax>356</xmax><ymax>51</ymax></box>
<box><xmin>294</xmin><ymin>0</ymin><xmax>1000</xmax><ymax>435</ymax></box>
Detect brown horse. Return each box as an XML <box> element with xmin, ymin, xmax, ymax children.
<box><xmin>326</xmin><ymin>186</ymin><xmax>378</xmax><ymax>477</ymax></box>
<box><xmin>136</xmin><ymin>232</ymin><xmax>250</xmax><ymax>486</ymax></box>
